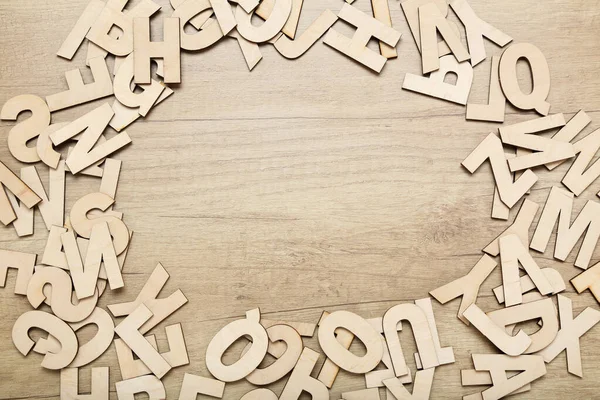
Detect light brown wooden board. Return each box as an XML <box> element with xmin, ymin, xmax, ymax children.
<box><xmin>2</xmin><ymin>0</ymin><xmax>600</xmax><ymax>399</ymax></box>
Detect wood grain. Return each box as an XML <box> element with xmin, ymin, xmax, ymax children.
<box><xmin>1</xmin><ymin>0</ymin><xmax>600</xmax><ymax>399</ymax></box>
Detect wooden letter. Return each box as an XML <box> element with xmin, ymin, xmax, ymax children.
<box><xmin>1</xmin><ymin>94</ymin><xmax>50</xmax><ymax>163</ymax></box>
<box><xmin>572</xmin><ymin>261</ymin><xmax>600</xmax><ymax>303</ymax></box>
<box><xmin>462</xmin><ymin>133</ymin><xmax>537</xmax><ymax>208</ymax></box>
<box><xmin>563</xmin><ymin>128</ymin><xmax>600</xmax><ymax>196</ymax></box>
<box><xmin>115</xmin><ymin>375</ymin><xmax>166</xmax><ymax>400</ymax></box>
<box><xmin>466</xmin><ymin>56</ymin><xmax>506</xmax><ymax>122</ymax></box>
<box><xmin>530</xmin><ymin>186</ymin><xmax>600</xmax><ymax>269</ymax></box>
<box><xmin>0</xmin><ymin>249</ymin><xmax>36</xmax><ymax>295</ymax></box>
<box><xmin>133</xmin><ymin>17</ymin><xmax>181</xmax><ymax>84</ymax></box>
<box><xmin>0</xmin><ymin>161</ymin><xmax>41</xmax><ymax>225</ymax></box>
<box><xmin>57</xmin><ymin>1</ymin><xmax>106</xmax><ymax>59</ymax></box>
<box><xmin>449</xmin><ymin>0</ymin><xmax>512</xmax><ymax>66</ymax></box>
<box><xmin>383</xmin><ymin>304</ymin><xmax>439</xmax><ymax>376</ymax></box>
<box><xmin>463</xmin><ymin>304</ymin><xmax>531</xmax><ymax>356</ymax></box>
<box><xmin>383</xmin><ymin>368</ymin><xmax>435</xmax><ymax>400</ymax></box>
<box><xmin>179</xmin><ymin>373</ymin><xmax>225</xmax><ymax>399</ymax></box>
<box><xmin>279</xmin><ymin>347</ymin><xmax>329</xmax><ymax>400</ymax></box>
<box><xmin>323</xmin><ymin>3</ymin><xmax>401</xmax><ymax>73</ymax></box>
<box><xmin>60</xmin><ymin>367</ymin><xmax>109</xmax><ymax>400</ymax></box>
<box><xmin>418</xmin><ymin>2</ymin><xmax>469</xmax><ymax>74</ymax></box>
<box><xmin>538</xmin><ymin>294</ymin><xmax>600</xmax><ymax>377</ymax></box>
<box><xmin>499</xmin><ymin>42</ymin><xmax>551</xmax><ymax>116</ymax></box>
<box><xmin>12</xmin><ymin>310</ymin><xmax>78</xmax><ymax>370</ymax></box>
<box><xmin>206</xmin><ymin>309</ymin><xmax>268</xmax><ymax>382</ymax></box>
<box><xmin>274</xmin><ymin>9</ymin><xmax>338</xmax><ymax>59</ymax></box>
<box><xmin>403</xmin><ymin>55</ymin><xmax>473</xmax><ymax>105</ymax></box>
<box><xmin>235</xmin><ymin>0</ymin><xmax>292</xmax><ymax>43</ymax></box>
<box><xmin>318</xmin><ymin>310</ymin><xmax>383</xmax><ymax>374</ymax></box>
<box><xmin>430</xmin><ymin>255</ymin><xmax>497</xmax><ymax>324</ymax></box>
<box><xmin>114</xmin><ymin>304</ymin><xmax>172</xmax><ymax>379</ymax></box>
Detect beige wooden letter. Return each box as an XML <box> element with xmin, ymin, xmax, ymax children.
<box><xmin>57</xmin><ymin>1</ymin><xmax>106</xmax><ymax>60</ymax></box>
<box><xmin>449</xmin><ymin>0</ymin><xmax>512</xmax><ymax>66</ymax></box>
<box><xmin>115</xmin><ymin>375</ymin><xmax>166</xmax><ymax>400</ymax></box>
<box><xmin>530</xmin><ymin>186</ymin><xmax>600</xmax><ymax>269</ymax></box>
<box><xmin>173</xmin><ymin>0</ymin><xmax>224</xmax><ymax>51</ymax></box>
<box><xmin>133</xmin><ymin>17</ymin><xmax>181</xmax><ymax>84</ymax></box>
<box><xmin>0</xmin><ymin>161</ymin><xmax>42</xmax><ymax>226</ymax></box>
<box><xmin>572</xmin><ymin>261</ymin><xmax>600</xmax><ymax>303</ymax></box>
<box><xmin>323</xmin><ymin>3</ymin><xmax>401</xmax><ymax>73</ymax></box>
<box><xmin>60</xmin><ymin>367</ymin><xmax>109</xmax><ymax>400</ymax></box>
<box><xmin>462</xmin><ymin>133</ymin><xmax>537</xmax><ymax>208</ymax></box>
<box><xmin>430</xmin><ymin>255</ymin><xmax>497</xmax><ymax>324</ymax></box>
<box><xmin>318</xmin><ymin>310</ymin><xmax>383</xmax><ymax>374</ymax></box>
<box><xmin>418</xmin><ymin>2</ymin><xmax>469</xmax><ymax>74</ymax></box>
<box><xmin>279</xmin><ymin>347</ymin><xmax>329</xmax><ymax>400</ymax></box>
<box><xmin>179</xmin><ymin>373</ymin><xmax>225</xmax><ymax>399</ymax></box>
<box><xmin>484</xmin><ymin>199</ymin><xmax>539</xmax><ymax>256</ymax></box>
<box><xmin>274</xmin><ymin>9</ymin><xmax>338</xmax><ymax>59</ymax></box>
<box><xmin>499</xmin><ymin>42</ymin><xmax>551</xmax><ymax>116</ymax></box>
<box><xmin>12</xmin><ymin>310</ymin><xmax>78</xmax><ymax>370</ymax></box>
<box><xmin>403</xmin><ymin>55</ymin><xmax>473</xmax><ymax>105</ymax></box>
<box><xmin>563</xmin><ymin>128</ymin><xmax>600</xmax><ymax>196</ymax></box>
<box><xmin>466</xmin><ymin>56</ymin><xmax>506</xmax><ymax>122</ymax></box>
<box><xmin>1</xmin><ymin>94</ymin><xmax>50</xmax><ymax>163</ymax></box>
<box><xmin>383</xmin><ymin>368</ymin><xmax>435</xmax><ymax>400</ymax></box>
<box><xmin>0</xmin><ymin>249</ymin><xmax>36</xmax><ymax>295</ymax></box>
<box><xmin>235</xmin><ymin>0</ymin><xmax>292</xmax><ymax>43</ymax></box>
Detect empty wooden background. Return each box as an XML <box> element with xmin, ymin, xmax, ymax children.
<box><xmin>1</xmin><ymin>0</ymin><xmax>600</xmax><ymax>398</ymax></box>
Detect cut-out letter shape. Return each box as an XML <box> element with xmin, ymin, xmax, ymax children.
<box><xmin>1</xmin><ymin>94</ymin><xmax>50</xmax><ymax>163</ymax></box>
<box><xmin>572</xmin><ymin>261</ymin><xmax>600</xmax><ymax>303</ymax></box>
<box><xmin>449</xmin><ymin>0</ymin><xmax>512</xmax><ymax>66</ymax></box>
<box><xmin>499</xmin><ymin>42</ymin><xmax>551</xmax><ymax>116</ymax></box>
<box><xmin>472</xmin><ymin>354</ymin><xmax>546</xmax><ymax>400</ymax></box>
<box><xmin>210</xmin><ymin>0</ymin><xmax>237</xmax><ymax>35</ymax></box>
<box><xmin>173</xmin><ymin>0</ymin><xmax>224</xmax><ymax>51</ymax></box>
<box><xmin>274</xmin><ymin>9</ymin><xmax>338</xmax><ymax>59</ymax></box>
<box><xmin>493</xmin><ymin>267</ymin><xmax>565</xmax><ymax>304</ymax></box>
<box><xmin>530</xmin><ymin>186</ymin><xmax>600</xmax><ymax>269</ymax></box>
<box><xmin>430</xmin><ymin>254</ymin><xmax>497</xmax><ymax>324</ymax></box>
<box><xmin>69</xmin><ymin>192</ymin><xmax>130</xmax><ymax>255</ymax></box>
<box><xmin>414</xmin><ymin>298</ymin><xmax>455</xmax><ymax>366</ymax></box>
<box><xmin>133</xmin><ymin>17</ymin><xmax>181</xmax><ymax>84</ymax></box>
<box><xmin>206</xmin><ymin>309</ymin><xmax>268</xmax><ymax>382</ymax></box>
<box><xmin>461</xmin><ymin>368</ymin><xmax>531</xmax><ymax>395</ymax></box>
<box><xmin>484</xmin><ymin>199</ymin><xmax>539</xmax><ymax>256</ymax></box>
<box><xmin>241</xmin><ymin>389</ymin><xmax>278</xmax><ymax>400</ymax></box>
<box><xmin>318</xmin><ymin>310</ymin><xmax>383</xmax><ymax>374</ymax></box>
<box><xmin>279</xmin><ymin>347</ymin><xmax>329</xmax><ymax>400</ymax></box>
<box><xmin>487</xmin><ymin>298</ymin><xmax>558</xmax><ymax>353</ymax></box>
<box><xmin>37</xmin><ymin>122</ymin><xmax>68</xmax><ymax>169</ymax></box>
<box><xmin>463</xmin><ymin>304</ymin><xmax>531</xmax><ymax>356</ymax></box>
<box><xmin>341</xmin><ymin>388</ymin><xmax>381</xmax><ymax>400</ymax></box>
<box><xmin>84</xmin><ymin>221</ymin><xmax>123</xmax><ymax>293</ymax></box>
<box><xmin>87</xmin><ymin>0</ymin><xmax>161</xmax><ymax>56</ymax></box>
<box><xmin>235</xmin><ymin>0</ymin><xmax>292</xmax><ymax>43</ymax></box>
<box><xmin>228</xmin><ymin>28</ymin><xmax>263</xmax><ymax>70</ymax></box>
<box><xmin>115</xmin><ymin>323</ymin><xmax>188</xmax><ymax>379</ymax></box>
<box><xmin>538</xmin><ymin>294</ymin><xmax>600</xmax><ymax>377</ymax></box>
<box><xmin>383</xmin><ymin>368</ymin><xmax>435</xmax><ymax>400</ymax></box>
<box><xmin>115</xmin><ymin>375</ymin><xmax>166</xmax><ymax>400</ymax></box>
<box><xmin>563</xmin><ymin>128</ymin><xmax>600</xmax><ymax>196</ymax></box>
<box><xmin>418</xmin><ymin>2</ymin><xmax>470</xmax><ymax>74</ymax></box>
<box><xmin>50</xmin><ymin>104</ymin><xmax>132</xmax><ymax>175</ymax></box>
<box><xmin>401</xmin><ymin>0</ymin><xmax>452</xmax><ymax>55</ymax></box>
<box><xmin>0</xmin><ymin>160</ymin><xmax>42</xmax><ymax>225</ymax></box>
<box><xmin>113</xmin><ymin>54</ymin><xmax>165</xmax><ymax>117</ymax></box>
<box><xmin>107</xmin><ymin>262</ymin><xmax>188</xmax><ymax>333</ymax></box>
<box><xmin>114</xmin><ymin>304</ymin><xmax>172</xmax><ymax>379</ymax></box>
<box><xmin>403</xmin><ymin>55</ymin><xmax>473</xmax><ymax>105</ymax></box>
<box><xmin>179</xmin><ymin>373</ymin><xmax>225</xmax><ymax>399</ymax></box>
<box><xmin>57</xmin><ymin>1</ymin><xmax>105</xmax><ymax>59</ymax></box>
<box><xmin>27</xmin><ymin>266</ymin><xmax>97</xmax><ymax>323</ymax></box>
<box><xmin>371</xmin><ymin>0</ymin><xmax>397</xmax><ymax>59</ymax></box>
<box><xmin>246</xmin><ymin>324</ymin><xmax>303</xmax><ymax>385</ymax></box>
<box><xmin>0</xmin><ymin>249</ymin><xmax>36</xmax><ymax>295</ymax></box>
<box><xmin>12</xmin><ymin>310</ymin><xmax>78</xmax><ymax>370</ymax></box>
<box><xmin>499</xmin><ymin>114</ymin><xmax>575</xmax><ymax>171</ymax></box>
<box><xmin>499</xmin><ymin>234</ymin><xmax>554</xmax><ymax>307</ymax></box>
<box><xmin>466</xmin><ymin>56</ymin><xmax>506</xmax><ymax>122</ymax></box>
<box><xmin>68</xmin><ymin>307</ymin><xmax>115</xmax><ymax>368</ymax></box>
<box><xmin>323</xmin><ymin>3</ymin><xmax>401</xmax><ymax>73</ymax></box>
<box><xmin>462</xmin><ymin>133</ymin><xmax>537</xmax><ymax>208</ymax></box>
<box><xmin>19</xmin><ymin>163</ymin><xmax>66</xmax><ymax>231</ymax></box>
<box><xmin>383</xmin><ymin>304</ymin><xmax>439</xmax><ymax>377</ymax></box>
<box><xmin>254</xmin><ymin>0</ymin><xmax>303</xmax><ymax>39</ymax></box>
<box><xmin>546</xmin><ymin>110</ymin><xmax>592</xmax><ymax>170</ymax></box>
<box><xmin>42</xmin><ymin>225</ymin><xmax>69</xmax><ymax>269</ymax></box>
<box><xmin>60</xmin><ymin>367</ymin><xmax>109</xmax><ymax>400</ymax></box>
<box><xmin>46</xmin><ymin>57</ymin><xmax>113</xmax><ymax>112</ymax></box>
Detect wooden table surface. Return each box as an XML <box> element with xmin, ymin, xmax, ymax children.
<box><xmin>1</xmin><ymin>0</ymin><xmax>600</xmax><ymax>398</ymax></box>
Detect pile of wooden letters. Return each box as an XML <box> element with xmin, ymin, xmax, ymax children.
<box><xmin>1</xmin><ymin>0</ymin><xmax>600</xmax><ymax>398</ymax></box>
